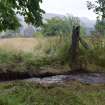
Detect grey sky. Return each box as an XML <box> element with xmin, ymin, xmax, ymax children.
<box><xmin>41</xmin><ymin>0</ymin><xmax>96</xmax><ymax>20</ymax></box>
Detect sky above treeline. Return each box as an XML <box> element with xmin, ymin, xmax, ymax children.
<box><xmin>41</xmin><ymin>0</ymin><xmax>96</xmax><ymax>20</ymax></box>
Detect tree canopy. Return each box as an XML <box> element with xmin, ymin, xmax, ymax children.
<box><xmin>87</xmin><ymin>0</ymin><xmax>105</xmax><ymax>20</ymax></box>
<box><xmin>0</xmin><ymin>0</ymin><xmax>44</xmax><ymax>31</ymax></box>
<box><xmin>41</xmin><ymin>16</ymin><xmax>86</xmax><ymax>36</ymax></box>
<box><xmin>95</xmin><ymin>19</ymin><xmax>105</xmax><ymax>35</ymax></box>
<box><xmin>87</xmin><ymin>0</ymin><xmax>105</xmax><ymax>36</ymax></box>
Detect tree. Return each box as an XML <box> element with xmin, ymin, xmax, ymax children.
<box><xmin>87</xmin><ymin>0</ymin><xmax>105</xmax><ymax>20</ymax></box>
<box><xmin>42</xmin><ymin>16</ymin><xmax>86</xmax><ymax>36</ymax></box>
<box><xmin>42</xmin><ymin>18</ymin><xmax>65</xmax><ymax>36</ymax></box>
<box><xmin>87</xmin><ymin>0</ymin><xmax>105</xmax><ymax>35</ymax></box>
<box><xmin>95</xmin><ymin>19</ymin><xmax>105</xmax><ymax>35</ymax></box>
<box><xmin>0</xmin><ymin>0</ymin><xmax>44</xmax><ymax>31</ymax></box>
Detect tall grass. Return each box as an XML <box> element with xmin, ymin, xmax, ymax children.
<box><xmin>0</xmin><ymin>36</ymin><xmax>70</xmax><ymax>72</ymax></box>
<box><xmin>0</xmin><ymin>36</ymin><xmax>105</xmax><ymax>72</ymax></box>
<box><xmin>79</xmin><ymin>36</ymin><xmax>105</xmax><ymax>71</ymax></box>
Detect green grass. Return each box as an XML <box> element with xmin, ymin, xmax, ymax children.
<box><xmin>0</xmin><ymin>49</ymin><xmax>55</xmax><ymax>72</ymax></box>
<box><xmin>78</xmin><ymin>36</ymin><xmax>105</xmax><ymax>72</ymax></box>
<box><xmin>0</xmin><ymin>48</ymin><xmax>69</xmax><ymax>74</ymax></box>
<box><xmin>0</xmin><ymin>36</ymin><xmax>70</xmax><ymax>73</ymax></box>
<box><xmin>0</xmin><ymin>82</ymin><xmax>105</xmax><ymax>105</ymax></box>
<box><xmin>0</xmin><ymin>36</ymin><xmax>105</xmax><ymax>73</ymax></box>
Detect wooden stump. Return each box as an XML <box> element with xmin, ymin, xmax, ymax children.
<box><xmin>71</xmin><ymin>26</ymin><xmax>80</xmax><ymax>70</ymax></box>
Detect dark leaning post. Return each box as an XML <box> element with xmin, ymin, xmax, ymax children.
<box><xmin>70</xmin><ymin>26</ymin><xmax>80</xmax><ymax>70</ymax></box>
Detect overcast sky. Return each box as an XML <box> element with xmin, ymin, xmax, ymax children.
<box><xmin>41</xmin><ymin>0</ymin><xmax>96</xmax><ymax>20</ymax></box>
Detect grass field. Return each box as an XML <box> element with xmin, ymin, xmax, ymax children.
<box><xmin>0</xmin><ymin>37</ymin><xmax>70</xmax><ymax>74</ymax></box>
<box><xmin>0</xmin><ymin>37</ymin><xmax>105</xmax><ymax>72</ymax></box>
<box><xmin>0</xmin><ymin>37</ymin><xmax>105</xmax><ymax>105</ymax></box>
<box><xmin>0</xmin><ymin>38</ymin><xmax>43</xmax><ymax>52</ymax></box>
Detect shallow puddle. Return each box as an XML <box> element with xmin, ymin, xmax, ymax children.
<box><xmin>1</xmin><ymin>72</ymin><xmax>105</xmax><ymax>85</ymax></box>
<box><xmin>25</xmin><ymin>73</ymin><xmax>105</xmax><ymax>84</ymax></box>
